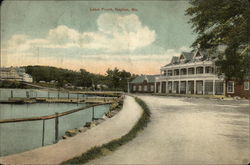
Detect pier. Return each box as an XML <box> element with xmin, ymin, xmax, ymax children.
<box><xmin>0</xmin><ymin>97</ymin><xmax>118</xmax><ymax>104</ymax></box>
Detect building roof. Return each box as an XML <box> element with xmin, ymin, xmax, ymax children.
<box><xmin>164</xmin><ymin>49</ymin><xmax>214</xmax><ymax>67</ymax></box>
<box><xmin>181</xmin><ymin>52</ymin><xmax>194</xmax><ymax>62</ymax></box>
<box><xmin>130</xmin><ymin>75</ymin><xmax>158</xmax><ymax>84</ymax></box>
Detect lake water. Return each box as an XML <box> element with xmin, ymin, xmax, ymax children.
<box><xmin>0</xmin><ymin>89</ymin><xmax>111</xmax><ymax>156</ymax></box>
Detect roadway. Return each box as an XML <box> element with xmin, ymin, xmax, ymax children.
<box><xmin>88</xmin><ymin>95</ymin><xmax>249</xmax><ymax>164</ymax></box>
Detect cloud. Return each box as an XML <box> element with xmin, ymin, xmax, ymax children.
<box><xmin>1</xmin><ymin>45</ymin><xmax>189</xmax><ymax>74</ymax></box>
<box><xmin>5</xmin><ymin>13</ymin><xmax>156</xmax><ymax>53</ymax></box>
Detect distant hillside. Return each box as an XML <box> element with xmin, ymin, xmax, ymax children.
<box><xmin>25</xmin><ymin>66</ymin><xmax>136</xmax><ymax>91</ymax></box>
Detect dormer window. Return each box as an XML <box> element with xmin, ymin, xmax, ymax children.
<box><xmin>194</xmin><ymin>51</ymin><xmax>202</xmax><ymax>60</ymax></box>
<box><xmin>179</xmin><ymin>55</ymin><xmax>185</xmax><ymax>63</ymax></box>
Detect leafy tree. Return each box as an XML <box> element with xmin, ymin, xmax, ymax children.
<box><xmin>105</xmin><ymin>68</ymin><xmax>136</xmax><ymax>91</ymax></box>
<box><xmin>186</xmin><ymin>0</ymin><xmax>250</xmax><ymax>81</ymax></box>
<box><xmin>25</xmin><ymin>65</ymin><xmax>135</xmax><ymax>91</ymax></box>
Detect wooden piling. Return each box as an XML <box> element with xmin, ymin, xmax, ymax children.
<box><xmin>42</xmin><ymin>119</ymin><xmax>45</xmax><ymax>146</ymax></box>
<box><xmin>26</xmin><ymin>91</ymin><xmax>29</xmax><ymax>98</ymax></box>
<box><xmin>55</xmin><ymin>113</ymin><xmax>59</xmax><ymax>143</ymax></box>
<box><xmin>92</xmin><ymin>107</ymin><xmax>95</xmax><ymax>121</ymax></box>
<box><xmin>11</xmin><ymin>90</ymin><xmax>13</xmax><ymax>98</ymax></box>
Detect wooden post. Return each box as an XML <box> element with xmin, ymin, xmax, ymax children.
<box><xmin>68</xmin><ymin>92</ymin><xmax>70</xmax><ymax>99</ymax></box>
<box><xmin>11</xmin><ymin>90</ymin><xmax>13</xmax><ymax>98</ymax></box>
<box><xmin>42</xmin><ymin>119</ymin><xmax>45</xmax><ymax>146</ymax></box>
<box><xmin>48</xmin><ymin>91</ymin><xmax>50</xmax><ymax>99</ymax></box>
<box><xmin>55</xmin><ymin>113</ymin><xmax>59</xmax><ymax>143</ymax></box>
<box><xmin>57</xmin><ymin>91</ymin><xmax>59</xmax><ymax>99</ymax></box>
<box><xmin>92</xmin><ymin>106</ymin><xmax>95</xmax><ymax>121</ymax></box>
<box><xmin>26</xmin><ymin>91</ymin><xmax>29</xmax><ymax>98</ymax></box>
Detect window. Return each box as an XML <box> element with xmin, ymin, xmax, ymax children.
<box><xmin>167</xmin><ymin>70</ymin><xmax>173</xmax><ymax>76</ymax></box>
<box><xmin>138</xmin><ymin>85</ymin><xmax>142</xmax><ymax>91</ymax></box>
<box><xmin>174</xmin><ymin>69</ymin><xmax>179</xmax><ymax>75</ymax></box>
<box><xmin>180</xmin><ymin>55</ymin><xmax>185</xmax><ymax>63</ymax></box>
<box><xmin>133</xmin><ymin>85</ymin><xmax>136</xmax><ymax>91</ymax></box>
<box><xmin>227</xmin><ymin>81</ymin><xmax>234</xmax><ymax>93</ymax></box>
<box><xmin>244</xmin><ymin>82</ymin><xmax>249</xmax><ymax>90</ymax></box>
<box><xmin>180</xmin><ymin>68</ymin><xmax>187</xmax><ymax>75</ymax></box>
<box><xmin>205</xmin><ymin>66</ymin><xmax>214</xmax><ymax>74</ymax></box>
<box><xmin>194</xmin><ymin>52</ymin><xmax>202</xmax><ymax>60</ymax></box>
<box><xmin>196</xmin><ymin>67</ymin><xmax>204</xmax><ymax>74</ymax></box>
<box><xmin>151</xmin><ymin>85</ymin><xmax>154</xmax><ymax>92</ymax></box>
<box><xmin>188</xmin><ymin>68</ymin><xmax>194</xmax><ymax>75</ymax></box>
<box><xmin>168</xmin><ymin>82</ymin><xmax>172</xmax><ymax>90</ymax></box>
<box><xmin>144</xmin><ymin>85</ymin><xmax>148</xmax><ymax>91</ymax></box>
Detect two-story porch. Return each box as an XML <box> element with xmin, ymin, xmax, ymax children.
<box><xmin>155</xmin><ymin>61</ymin><xmax>225</xmax><ymax>95</ymax></box>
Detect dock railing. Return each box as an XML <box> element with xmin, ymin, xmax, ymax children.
<box><xmin>0</xmin><ymin>102</ymin><xmax>112</xmax><ymax>146</ymax></box>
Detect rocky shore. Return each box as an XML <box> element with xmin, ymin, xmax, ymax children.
<box><xmin>62</xmin><ymin>98</ymin><xmax>124</xmax><ymax>140</ymax></box>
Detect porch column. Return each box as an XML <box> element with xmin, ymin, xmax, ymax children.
<box><xmin>178</xmin><ymin>81</ymin><xmax>181</xmax><ymax>94</ymax></box>
<box><xmin>194</xmin><ymin>80</ymin><xmax>196</xmax><ymax>94</ymax></box>
<box><xmin>212</xmin><ymin>79</ymin><xmax>215</xmax><ymax>95</ymax></box>
<box><xmin>172</xmin><ymin>81</ymin><xmax>174</xmax><ymax>93</ymax></box>
<box><xmin>186</xmin><ymin>80</ymin><xmax>188</xmax><ymax>94</ymax></box>
<box><xmin>154</xmin><ymin>82</ymin><xmax>157</xmax><ymax>93</ymax></box>
<box><xmin>166</xmin><ymin>81</ymin><xmax>169</xmax><ymax>94</ymax></box>
<box><xmin>203</xmin><ymin>66</ymin><xmax>205</xmax><ymax>74</ymax></box>
<box><xmin>159</xmin><ymin>81</ymin><xmax>162</xmax><ymax>93</ymax></box>
<box><xmin>203</xmin><ymin>80</ymin><xmax>205</xmax><ymax>95</ymax></box>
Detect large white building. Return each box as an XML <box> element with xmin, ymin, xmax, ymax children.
<box><xmin>155</xmin><ymin>49</ymin><xmax>225</xmax><ymax>95</ymax></box>
<box><xmin>0</xmin><ymin>67</ymin><xmax>33</xmax><ymax>82</ymax></box>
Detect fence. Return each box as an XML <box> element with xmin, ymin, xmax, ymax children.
<box><xmin>0</xmin><ymin>89</ymin><xmax>120</xmax><ymax>101</ymax></box>
<box><xmin>0</xmin><ymin>102</ymin><xmax>112</xmax><ymax>148</ymax></box>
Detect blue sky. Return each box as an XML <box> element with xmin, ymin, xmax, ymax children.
<box><xmin>1</xmin><ymin>0</ymin><xmax>196</xmax><ymax>74</ymax></box>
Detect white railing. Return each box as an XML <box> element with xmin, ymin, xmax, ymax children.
<box><xmin>156</xmin><ymin>73</ymin><xmax>220</xmax><ymax>81</ymax></box>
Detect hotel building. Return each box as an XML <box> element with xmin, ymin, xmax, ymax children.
<box><xmin>155</xmin><ymin>49</ymin><xmax>225</xmax><ymax>95</ymax></box>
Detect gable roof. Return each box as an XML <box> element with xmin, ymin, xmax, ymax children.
<box><xmin>130</xmin><ymin>75</ymin><xmax>158</xmax><ymax>84</ymax></box>
<box><xmin>164</xmin><ymin>49</ymin><xmax>213</xmax><ymax>67</ymax></box>
<box><xmin>181</xmin><ymin>52</ymin><xmax>194</xmax><ymax>61</ymax></box>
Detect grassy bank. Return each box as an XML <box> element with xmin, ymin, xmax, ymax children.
<box><xmin>62</xmin><ymin>97</ymin><xmax>151</xmax><ymax>164</ymax></box>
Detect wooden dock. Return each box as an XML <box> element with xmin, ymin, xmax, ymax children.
<box><xmin>0</xmin><ymin>97</ymin><xmax>118</xmax><ymax>104</ymax></box>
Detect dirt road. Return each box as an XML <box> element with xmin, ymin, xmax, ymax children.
<box><xmin>89</xmin><ymin>95</ymin><xmax>249</xmax><ymax>164</ymax></box>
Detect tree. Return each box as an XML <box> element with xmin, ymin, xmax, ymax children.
<box><xmin>105</xmin><ymin>68</ymin><xmax>135</xmax><ymax>91</ymax></box>
<box><xmin>185</xmin><ymin>0</ymin><xmax>250</xmax><ymax>81</ymax></box>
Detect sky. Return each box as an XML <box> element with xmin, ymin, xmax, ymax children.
<box><xmin>1</xmin><ymin>0</ymin><xmax>196</xmax><ymax>75</ymax></box>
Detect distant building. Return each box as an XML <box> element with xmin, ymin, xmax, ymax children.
<box><xmin>225</xmin><ymin>80</ymin><xmax>250</xmax><ymax>99</ymax></box>
<box><xmin>0</xmin><ymin>67</ymin><xmax>33</xmax><ymax>82</ymax></box>
<box><xmin>130</xmin><ymin>75</ymin><xmax>158</xmax><ymax>93</ymax></box>
<box><xmin>0</xmin><ymin>67</ymin><xmax>22</xmax><ymax>81</ymax></box>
